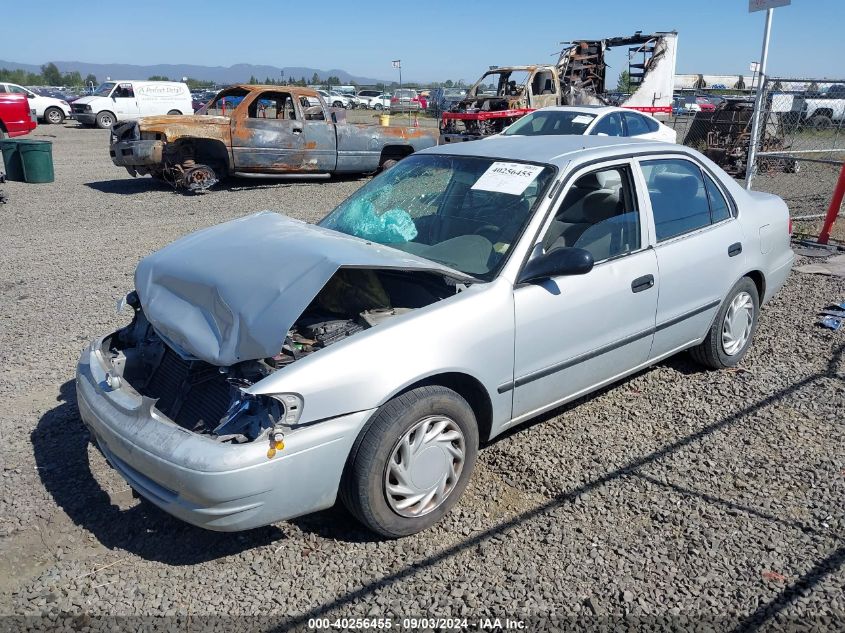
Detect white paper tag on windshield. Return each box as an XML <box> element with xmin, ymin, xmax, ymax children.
<box><xmin>572</xmin><ymin>114</ymin><xmax>593</xmax><ymax>124</ymax></box>
<box><xmin>471</xmin><ymin>162</ymin><xmax>545</xmax><ymax>196</ymax></box>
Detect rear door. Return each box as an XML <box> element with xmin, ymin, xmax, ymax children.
<box><xmin>635</xmin><ymin>156</ymin><xmax>746</xmax><ymax>360</ymax></box>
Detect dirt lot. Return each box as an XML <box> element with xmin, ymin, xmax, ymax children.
<box><xmin>0</xmin><ymin>122</ymin><xmax>843</xmax><ymax>631</ymax></box>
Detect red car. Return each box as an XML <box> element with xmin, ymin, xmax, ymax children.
<box><xmin>0</xmin><ymin>92</ymin><xmax>37</xmax><ymax>138</ymax></box>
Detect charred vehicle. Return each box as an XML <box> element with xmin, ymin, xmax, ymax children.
<box><xmin>77</xmin><ymin>136</ymin><xmax>792</xmax><ymax>537</ymax></box>
<box><xmin>109</xmin><ymin>85</ymin><xmax>437</xmax><ymax>192</ymax></box>
<box><xmin>684</xmin><ymin>98</ymin><xmax>799</xmax><ymax>176</ymax></box>
<box><xmin>441</xmin><ymin>32</ymin><xmax>678</xmax><ymax>143</ymax></box>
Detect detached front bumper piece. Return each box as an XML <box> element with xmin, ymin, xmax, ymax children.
<box><xmin>109</xmin><ymin>140</ymin><xmax>164</xmax><ymax>167</ymax></box>
<box><xmin>76</xmin><ymin>337</ymin><xmax>374</xmax><ymax>531</ymax></box>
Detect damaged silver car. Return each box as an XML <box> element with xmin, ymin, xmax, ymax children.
<box><xmin>77</xmin><ymin>136</ymin><xmax>793</xmax><ymax>537</ymax></box>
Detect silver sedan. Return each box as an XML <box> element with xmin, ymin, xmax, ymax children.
<box><xmin>76</xmin><ymin>136</ymin><xmax>794</xmax><ymax>537</ymax></box>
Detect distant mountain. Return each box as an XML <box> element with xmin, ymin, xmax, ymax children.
<box><xmin>0</xmin><ymin>59</ymin><xmax>390</xmax><ymax>86</ymax></box>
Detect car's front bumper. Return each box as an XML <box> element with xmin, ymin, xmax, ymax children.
<box><xmin>72</xmin><ymin>112</ymin><xmax>96</xmax><ymax>125</ymax></box>
<box><xmin>76</xmin><ymin>338</ymin><xmax>374</xmax><ymax>531</ymax></box>
<box><xmin>109</xmin><ymin>140</ymin><xmax>164</xmax><ymax>167</ymax></box>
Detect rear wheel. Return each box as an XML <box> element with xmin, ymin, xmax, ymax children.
<box><xmin>340</xmin><ymin>386</ymin><xmax>478</xmax><ymax>538</ymax></box>
<box><xmin>44</xmin><ymin>107</ymin><xmax>64</xmax><ymax>124</ymax></box>
<box><xmin>690</xmin><ymin>277</ymin><xmax>759</xmax><ymax>369</ymax></box>
<box><xmin>167</xmin><ymin>109</ymin><xmax>182</xmax><ymax>115</ymax></box>
<box><xmin>95</xmin><ymin>111</ymin><xmax>116</xmax><ymax>129</ymax></box>
<box><xmin>374</xmin><ymin>103</ymin><xmax>384</xmax><ymax>111</ymax></box>
<box><xmin>810</xmin><ymin>114</ymin><xmax>832</xmax><ymax>130</ymax></box>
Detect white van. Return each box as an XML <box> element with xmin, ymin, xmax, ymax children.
<box><xmin>71</xmin><ymin>80</ymin><xmax>192</xmax><ymax>129</ymax></box>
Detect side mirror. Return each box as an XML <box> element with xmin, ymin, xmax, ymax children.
<box><xmin>518</xmin><ymin>247</ymin><xmax>594</xmax><ymax>284</ymax></box>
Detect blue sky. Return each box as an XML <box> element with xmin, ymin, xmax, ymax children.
<box><xmin>4</xmin><ymin>0</ymin><xmax>842</xmax><ymax>83</ymax></box>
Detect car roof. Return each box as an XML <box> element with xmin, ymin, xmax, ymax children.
<box><xmin>423</xmin><ymin>135</ymin><xmax>690</xmax><ymax>169</ymax></box>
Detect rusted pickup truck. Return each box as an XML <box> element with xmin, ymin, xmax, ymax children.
<box><xmin>109</xmin><ymin>85</ymin><xmax>437</xmax><ymax>192</ymax></box>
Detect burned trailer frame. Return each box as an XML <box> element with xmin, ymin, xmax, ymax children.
<box><xmin>440</xmin><ymin>31</ymin><xmax>677</xmax><ymax>143</ymax></box>
<box><xmin>683</xmin><ymin>98</ymin><xmax>799</xmax><ymax>177</ymax></box>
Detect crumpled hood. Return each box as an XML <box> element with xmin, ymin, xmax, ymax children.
<box><xmin>134</xmin><ymin>212</ymin><xmax>460</xmax><ymax>366</ymax></box>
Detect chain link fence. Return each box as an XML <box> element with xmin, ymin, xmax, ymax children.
<box><xmin>669</xmin><ymin>78</ymin><xmax>845</xmax><ymax>242</ymax></box>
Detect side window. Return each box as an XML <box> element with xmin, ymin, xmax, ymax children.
<box><xmin>0</xmin><ymin>85</ymin><xmax>6</xmax><ymax>93</ymax></box>
<box><xmin>115</xmin><ymin>83</ymin><xmax>135</xmax><ymax>98</ymax></box>
<box><xmin>248</xmin><ymin>91</ymin><xmax>294</xmax><ymax>119</ymax></box>
<box><xmin>625</xmin><ymin>112</ymin><xmax>659</xmax><ymax>134</ymax></box>
<box><xmin>8</xmin><ymin>85</ymin><xmax>28</xmax><ymax>95</ymax></box>
<box><xmin>641</xmin><ymin>159</ymin><xmax>711</xmax><ymax>241</ymax></box>
<box><xmin>300</xmin><ymin>96</ymin><xmax>325</xmax><ymax>120</ymax></box>
<box><xmin>591</xmin><ymin>112</ymin><xmax>624</xmax><ymax>136</ymax></box>
<box><xmin>623</xmin><ymin>112</ymin><xmax>651</xmax><ymax>136</ymax></box>
<box><xmin>704</xmin><ymin>172</ymin><xmax>732</xmax><ymax>223</ymax></box>
<box><xmin>541</xmin><ymin>165</ymin><xmax>640</xmax><ymax>263</ymax></box>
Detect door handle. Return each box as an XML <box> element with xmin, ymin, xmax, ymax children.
<box><xmin>292</xmin><ymin>126</ymin><xmax>303</xmax><ymax>134</ymax></box>
<box><xmin>631</xmin><ymin>274</ymin><xmax>655</xmax><ymax>293</ymax></box>
<box><xmin>728</xmin><ymin>242</ymin><xmax>742</xmax><ymax>257</ymax></box>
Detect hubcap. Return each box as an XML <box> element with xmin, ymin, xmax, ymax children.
<box><xmin>722</xmin><ymin>291</ymin><xmax>754</xmax><ymax>356</ymax></box>
<box><xmin>384</xmin><ymin>416</ymin><xmax>465</xmax><ymax>518</ymax></box>
<box><xmin>47</xmin><ymin>110</ymin><xmax>62</xmax><ymax>123</ymax></box>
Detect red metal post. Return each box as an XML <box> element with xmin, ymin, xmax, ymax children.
<box><xmin>818</xmin><ymin>161</ymin><xmax>845</xmax><ymax>245</ymax></box>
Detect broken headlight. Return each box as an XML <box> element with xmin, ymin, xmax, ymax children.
<box><xmin>213</xmin><ymin>392</ymin><xmax>303</xmax><ymax>442</ymax></box>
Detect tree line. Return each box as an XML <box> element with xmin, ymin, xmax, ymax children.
<box><xmin>0</xmin><ymin>62</ymin><xmax>473</xmax><ymax>92</ymax></box>
<box><xmin>0</xmin><ymin>63</ymin><xmax>97</xmax><ymax>88</ymax></box>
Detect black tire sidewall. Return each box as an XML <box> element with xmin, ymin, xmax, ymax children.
<box><xmin>96</xmin><ymin>112</ymin><xmax>115</xmax><ymax>129</ymax></box>
<box><xmin>348</xmin><ymin>387</ymin><xmax>478</xmax><ymax>538</ymax></box>
<box><xmin>713</xmin><ymin>277</ymin><xmax>760</xmax><ymax>367</ymax></box>
<box><xmin>45</xmin><ymin>107</ymin><xmax>64</xmax><ymax>124</ymax></box>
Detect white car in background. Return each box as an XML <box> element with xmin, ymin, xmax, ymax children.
<box><xmin>0</xmin><ymin>82</ymin><xmax>71</xmax><ymax>124</ymax></box>
<box><xmin>503</xmin><ymin>106</ymin><xmax>677</xmax><ymax>143</ymax></box>
<box><xmin>318</xmin><ymin>90</ymin><xmax>352</xmax><ymax>109</ymax></box>
<box><xmin>356</xmin><ymin>91</ymin><xmax>391</xmax><ymax>110</ymax></box>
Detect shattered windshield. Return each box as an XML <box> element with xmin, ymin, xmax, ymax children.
<box><xmin>93</xmin><ymin>82</ymin><xmax>116</xmax><ymax>97</ymax></box>
<box><xmin>504</xmin><ymin>110</ymin><xmax>597</xmax><ymax>136</ymax></box>
<box><xmin>201</xmin><ymin>88</ymin><xmax>250</xmax><ymax>115</ymax></box>
<box><xmin>319</xmin><ymin>154</ymin><xmax>555</xmax><ymax>280</ymax></box>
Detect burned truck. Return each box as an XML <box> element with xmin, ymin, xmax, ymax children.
<box><xmin>441</xmin><ymin>31</ymin><xmax>678</xmax><ymax>143</ymax></box>
<box><xmin>109</xmin><ymin>85</ymin><xmax>436</xmax><ymax>192</ymax></box>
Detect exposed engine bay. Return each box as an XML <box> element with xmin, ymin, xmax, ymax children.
<box><xmin>104</xmin><ymin>268</ymin><xmax>457</xmax><ymax>444</ymax></box>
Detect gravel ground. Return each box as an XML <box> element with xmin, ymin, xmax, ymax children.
<box><xmin>0</xmin><ymin>123</ymin><xmax>844</xmax><ymax>632</ymax></box>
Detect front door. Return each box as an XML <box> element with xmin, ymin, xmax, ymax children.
<box><xmin>635</xmin><ymin>156</ymin><xmax>747</xmax><ymax>359</ymax></box>
<box><xmin>511</xmin><ymin>161</ymin><xmax>659</xmax><ymax>421</ymax></box>
<box><xmin>231</xmin><ymin>90</ymin><xmax>307</xmax><ymax>173</ymax></box>
<box><xmin>111</xmin><ymin>83</ymin><xmax>140</xmax><ymax>120</ymax></box>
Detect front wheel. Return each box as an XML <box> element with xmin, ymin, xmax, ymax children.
<box><xmin>690</xmin><ymin>277</ymin><xmax>759</xmax><ymax>369</ymax></box>
<box><xmin>167</xmin><ymin>109</ymin><xmax>182</xmax><ymax>115</ymax></box>
<box><xmin>95</xmin><ymin>111</ymin><xmax>116</xmax><ymax>129</ymax></box>
<box><xmin>44</xmin><ymin>107</ymin><xmax>65</xmax><ymax>124</ymax></box>
<box><xmin>340</xmin><ymin>385</ymin><xmax>478</xmax><ymax>538</ymax></box>
<box><xmin>374</xmin><ymin>103</ymin><xmax>384</xmax><ymax>111</ymax></box>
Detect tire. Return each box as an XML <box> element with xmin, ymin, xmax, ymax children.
<box><xmin>374</xmin><ymin>103</ymin><xmax>383</xmax><ymax>111</ymax></box>
<box><xmin>690</xmin><ymin>277</ymin><xmax>759</xmax><ymax>369</ymax></box>
<box><xmin>333</xmin><ymin>101</ymin><xmax>343</xmax><ymax>108</ymax></box>
<box><xmin>340</xmin><ymin>385</ymin><xmax>479</xmax><ymax>538</ymax></box>
<box><xmin>810</xmin><ymin>115</ymin><xmax>832</xmax><ymax>130</ymax></box>
<box><xmin>167</xmin><ymin>109</ymin><xmax>182</xmax><ymax>115</ymax></box>
<box><xmin>44</xmin><ymin>107</ymin><xmax>64</xmax><ymax>124</ymax></box>
<box><xmin>95</xmin><ymin>111</ymin><xmax>116</xmax><ymax>129</ymax></box>
<box><xmin>380</xmin><ymin>159</ymin><xmax>399</xmax><ymax>171</ymax></box>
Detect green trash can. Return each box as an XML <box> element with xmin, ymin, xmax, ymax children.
<box><xmin>18</xmin><ymin>139</ymin><xmax>54</xmax><ymax>183</ymax></box>
<box><xmin>0</xmin><ymin>139</ymin><xmax>25</xmax><ymax>182</ymax></box>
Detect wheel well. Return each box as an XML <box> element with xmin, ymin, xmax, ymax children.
<box><xmin>395</xmin><ymin>373</ymin><xmax>493</xmax><ymax>442</ymax></box>
<box><xmin>813</xmin><ymin>108</ymin><xmax>833</xmax><ymax>118</ymax></box>
<box><xmin>172</xmin><ymin>138</ymin><xmax>230</xmax><ymax>174</ymax></box>
<box><xmin>379</xmin><ymin>145</ymin><xmax>414</xmax><ymax>166</ymax></box>
<box><xmin>745</xmin><ymin>270</ymin><xmax>766</xmax><ymax>302</ymax></box>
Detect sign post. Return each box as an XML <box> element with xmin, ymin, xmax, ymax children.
<box><xmin>745</xmin><ymin>0</ymin><xmax>790</xmax><ymax>189</ymax></box>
